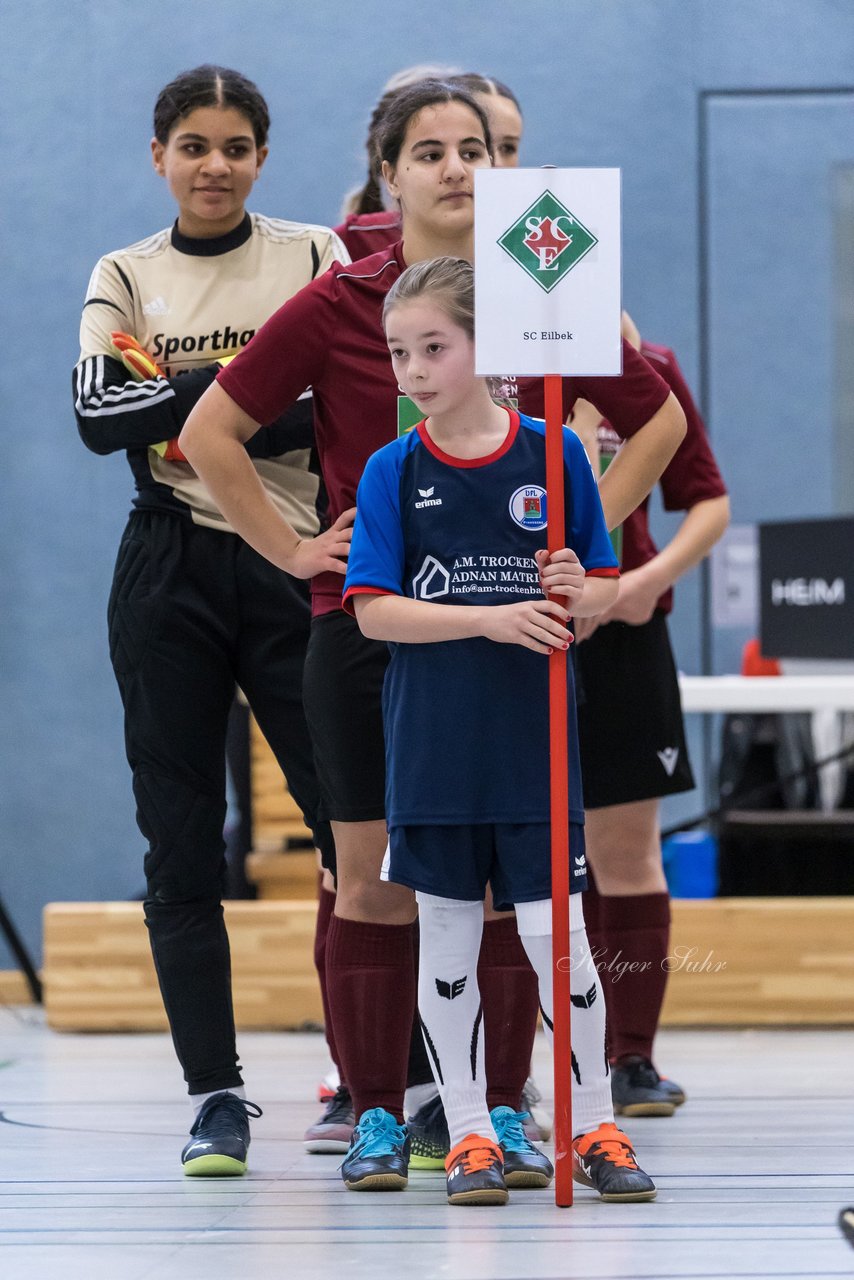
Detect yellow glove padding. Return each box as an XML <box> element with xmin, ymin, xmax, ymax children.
<box><xmin>110</xmin><ymin>331</ymin><xmax>164</xmax><ymax>381</ymax></box>
<box><xmin>109</xmin><ymin>333</ymin><xmax>236</xmax><ymax>462</ymax></box>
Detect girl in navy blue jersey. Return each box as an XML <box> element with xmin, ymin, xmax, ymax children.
<box><xmin>343</xmin><ymin>256</ymin><xmax>657</xmax><ymax>1207</ymax></box>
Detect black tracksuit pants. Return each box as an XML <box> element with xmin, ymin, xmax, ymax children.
<box><xmin>108</xmin><ymin>510</ymin><xmax>331</xmax><ymax>1093</ymax></box>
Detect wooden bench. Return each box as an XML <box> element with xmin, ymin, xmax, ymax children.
<box><xmin>660</xmin><ymin>896</ymin><xmax>854</xmax><ymax>1024</ymax></box>
<box><xmin>33</xmin><ymin>716</ymin><xmax>854</xmax><ymax>1030</ymax></box>
<box><xmin>0</xmin><ymin>971</ymin><xmax>32</xmax><ymax>1004</ymax></box>
<box><xmin>42</xmin><ymin>900</ymin><xmax>322</xmax><ymax>1031</ymax></box>
<box><xmin>39</xmin><ymin>897</ymin><xmax>854</xmax><ymax>1030</ymax></box>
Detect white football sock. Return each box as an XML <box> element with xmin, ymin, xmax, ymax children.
<box><xmin>404</xmin><ymin>1081</ymin><xmax>439</xmax><ymax>1118</ymax></box>
<box><xmin>190</xmin><ymin>1084</ymin><xmax>246</xmax><ymax>1119</ymax></box>
<box><xmin>514</xmin><ymin>895</ymin><xmax>613</xmax><ymax>1138</ymax></box>
<box><xmin>416</xmin><ymin>891</ymin><xmax>496</xmax><ymax>1150</ymax></box>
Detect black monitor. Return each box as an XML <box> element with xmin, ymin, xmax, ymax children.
<box><xmin>759</xmin><ymin>516</ymin><xmax>854</xmax><ymax>659</ymax></box>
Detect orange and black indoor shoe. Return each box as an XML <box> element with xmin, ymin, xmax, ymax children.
<box><xmin>445</xmin><ymin>1135</ymin><xmax>508</xmax><ymax>1206</ymax></box>
<box><xmin>572</xmin><ymin>1122</ymin><xmax>657</xmax><ymax>1202</ymax></box>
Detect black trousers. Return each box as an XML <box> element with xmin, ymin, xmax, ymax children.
<box><xmin>108</xmin><ymin>510</ymin><xmax>330</xmax><ymax>1093</ymax></box>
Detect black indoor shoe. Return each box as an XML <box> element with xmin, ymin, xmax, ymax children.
<box><xmin>445</xmin><ymin>1135</ymin><xmax>508</xmax><ymax>1206</ymax></box>
<box><xmin>611</xmin><ymin>1055</ymin><xmax>678</xmax><ymax>1117</ymax></box>
<box><xmin>181</xmin><ymin>1092</ymin><xmax>263</xmax><ymax>1176</ymax></box>
<box><xmin>304</xmin><ymin>1084</ymin><xmax>355</xmax><ymax>1153</ymax></box>
<box><xmin>572</xmin><ymin>1122</ymin><xmax>656</xmax><ymax>1202</ymax></box>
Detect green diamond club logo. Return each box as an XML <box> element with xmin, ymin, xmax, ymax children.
<box><xmin>497</xmin><ymin>190</ymin><xmax>598</xmax><ymax>293</ymax></box>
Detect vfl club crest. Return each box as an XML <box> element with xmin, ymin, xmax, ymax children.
<box><xmin>509</xmin><ymin>485</ymin><xmax>548</xmax><ymax>531</ymax></box>
<box><xmin>498</xmin><ymin>190</ymin><xmax>598</xmax><ymax>293</ymax></box>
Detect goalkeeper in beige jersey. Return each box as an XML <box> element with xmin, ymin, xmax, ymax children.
<box><xmin>71</xmin><ymin>64</ymin><xmax>353</xmax><ymax>1178</ymax></box>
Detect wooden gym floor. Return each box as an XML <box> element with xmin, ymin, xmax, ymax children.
<box><xmin>1</xmin><ymin>1009</ymin><xmax>853</xmax><ymax>1279</ymax></box>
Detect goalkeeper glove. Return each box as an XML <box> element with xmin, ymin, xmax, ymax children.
<box><xmin>110</xmin><ymin>334</ymin><xmax>236</xmax><ymax>462</ymax></box>
<box><xmin>110</xmin><ymin>332</ymin><xmax>187</xmax><ymax>461</ymax></box>
<box><xmin>110</xmin><ymin>331</ymin><xmax>164</xmax><ymax>380</ymax></box>
<box><xmin>152</xmin><ymin>353</ymin><xmax>237</xmax><ymax>461</ymax></box>
<box><xmin>110</xmin><ymin>332</ymin><xmax>186</xmax><ymax>459</ymax></box>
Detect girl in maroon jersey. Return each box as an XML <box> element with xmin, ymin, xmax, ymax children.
<box><xmin>341</xmin><ymin>71</ymin><xmax>721</xmax><ymax>1122</ymax></box>
<box><xmin>336</xmin><ymin>72</ymin><xmax>523</xmax><ymax>261</ymax></box>
<box><xmin>571</xmin><ymin>315</ymin><xmax>729</xmax><ymax>1114</ymax></box>
<box><xmin>180</xmin><ymin>79</ymin><xmax>686</xmax><ymax>1192</ymax></box>
<box><xmin>329</xmin><ymin>68</ymin><xmax>547</xmax><ymax>1160</ymax></box>
<box><xmin>321</xmin><ymin>65</ymin><xmax>538</xmax><ymax>1163</ymax></box>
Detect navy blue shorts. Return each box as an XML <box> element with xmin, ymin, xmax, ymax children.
<box><xmin>386</xmin><ymin>822</ymin><xmax>587</xmax><ymax>911</ymax></box>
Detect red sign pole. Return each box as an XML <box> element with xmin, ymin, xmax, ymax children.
<box><xmin>544</xmin><ymin>373</ymin><xmax>573</xmax><ymax>1207</ymax></box>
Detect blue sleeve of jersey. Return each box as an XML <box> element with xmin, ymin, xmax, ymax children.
<box><xmin>342</xmin><ymin>444</ymin><xmax>406</xmax><ymax>615</ymax></box>
<box><xmin>563</xmin><ymin>428</ymin><xmax>619</xmax><ymax>572</ymax></box>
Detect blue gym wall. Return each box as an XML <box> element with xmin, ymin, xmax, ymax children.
<box><xmin>2</xmin><ymin>0</ymin><xmax>853</xmax><ymax>968</ymax></box>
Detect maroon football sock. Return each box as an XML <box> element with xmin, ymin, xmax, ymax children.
<box><xmin>478</xmin><ymin>917</ymin><xmax>540</xmax><ymax>1110</ymax></box>
<box><xmin>313</xmin><ymin>883</ymin><xmax>341</xmax><ymax>1077</ymax></box>
<box><xmin>598</xmin><ymin>892</ymin><xmax>671</xmax><ymax>1062</ymax></box>
<box><xmin>325</xmin><ymin>913</ymin><xmax>414</xmax><ymax>1122</ymax></box>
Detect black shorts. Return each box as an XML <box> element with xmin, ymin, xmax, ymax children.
<box><xmin>575</xmin><ymin>610</ymin><xmax>695</xmax><ymax>809</ymax></box>
<box><xmin>302</xmin><ymin>609</ymin><xmax>389</xmax><ymax>823</ymax></box>
<box><xmin>386</xmin><ymin>822</ymin><xmax>587</xmax><ymax>911</ymax></box>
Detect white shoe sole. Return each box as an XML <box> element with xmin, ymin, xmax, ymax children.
<box><xmin>304</xmin><ymin>1137</ymin><xmax>351</xmax><ymax>1154</ymax></box>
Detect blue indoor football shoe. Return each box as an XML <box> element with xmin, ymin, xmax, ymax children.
<box><xmin>490</xmin><ymin>1105</ymin><xmax>554</xmax><ymax>1188</ymax></box>
<box><xmin>341</xmin><ymin>1107</ymin><xmax>410</xmax><ymax>1191</ymax></box>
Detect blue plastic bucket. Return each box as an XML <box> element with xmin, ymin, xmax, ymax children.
<box><xmin>662</xmin><ymin>831</ymin><xmax>718</xmax><ymax>898</ymax></box>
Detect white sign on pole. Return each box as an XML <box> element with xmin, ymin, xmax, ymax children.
<box><xmin>474</xmin><ymin>168</ymin><xmax>622</xmax><ymax>377</ymax></box>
